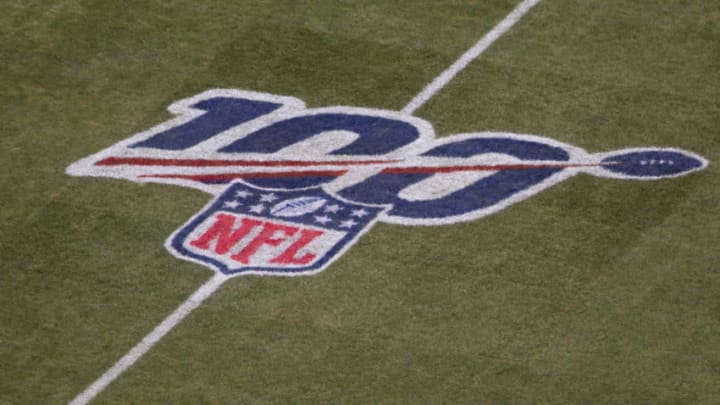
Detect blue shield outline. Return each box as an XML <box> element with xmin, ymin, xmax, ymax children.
<box><xmin>166</xmin><ymin>181</ymin><xmax>388</xmax><ymax>277</ymax></box>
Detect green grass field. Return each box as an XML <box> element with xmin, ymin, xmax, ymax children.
<box><xmin>2</xmin><ymin>1</ymin><xmax>719</xmax><ymax>403</ymax></box>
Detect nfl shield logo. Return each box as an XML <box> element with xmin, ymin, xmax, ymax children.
<box><xmin>167</xmin><ymin>181</ymin><xmax>387</xmax><ymax>276</ymax></box>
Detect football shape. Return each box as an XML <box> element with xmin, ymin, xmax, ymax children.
<box><xmin>599</xmin><ymin>148</ymin><xmax>706</xmax><ymax>179</ymax></box>
<box><xmin>270</xmin><ymin>196</ymin><xmax>327</xmax><ymax>217</ymax></box>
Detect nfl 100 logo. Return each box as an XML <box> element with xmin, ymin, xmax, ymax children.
<box><xmin>67</xmin><ymin>89</ymin><xmax>708</xmax><ymax>277</ymax></box>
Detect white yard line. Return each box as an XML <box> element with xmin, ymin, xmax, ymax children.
<box><xmin>68</xmin><ymin>1</ymin><xmax>541</xmax><ymax>403</ymax></box>
<box><xmin>402</xmin><ymin>0</ymin><xmax>542</xmax><ymax>114</ymax></box>
<box><xmin>68</xmin><ymin>273</ymin><xmax>228</xmax><ymax>405</ymax></box>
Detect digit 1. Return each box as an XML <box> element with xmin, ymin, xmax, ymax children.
<box><xmin>132</xmin><ymin>96</ymin><xmax>283</xmax><ymax>150</ymax></box>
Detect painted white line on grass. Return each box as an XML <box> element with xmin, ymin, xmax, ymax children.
<box><xmin>68</xmin><ymin>1</ymin><xmax>542</xmax><ymax>403</ymax></box>
<box><xmin>402</xmin><ymin>0</ymin><xmax>542</xmax><ymax>115</ymax></box>
<box><xmin>68</xmin><ymin>273</ymin><xmax>228</xmax><ymax>405</ymax></box>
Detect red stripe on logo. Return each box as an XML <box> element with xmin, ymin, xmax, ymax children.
<box><xmin>381</xmin><ymin>163</ymin><xmax>602</xmax><ymax>175</ymax></box>
<box><xmin>140</xmin><ymin>170</ymin><xmax>347</xmax><ymax>182</ymax></box>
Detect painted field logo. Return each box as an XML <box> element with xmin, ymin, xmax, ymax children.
<box><xmin>169</xmin><ymin>182</ymin><xmax>385</xmax><ymax>275</ymax></box>
<box><xmin>67</xmin><ymin>89</ymin><xmax>708</xmax><ymax>276</ymax></box>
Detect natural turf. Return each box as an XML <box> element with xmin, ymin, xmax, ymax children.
<box><xmin>1</xmin><ymin>1</ymin><xmax>718</xmax><ymax>403</ymax></box>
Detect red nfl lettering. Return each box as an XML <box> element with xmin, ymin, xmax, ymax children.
<box><xmin>232</xmin><ymin>222</ymin><xmax>299</xmax><ymax>264</ymax></box>
<box><xmin>188</xmin><ymin>212</ymin><xmax>325</xmax><ymax>267</ymax></box>
<box><xmin>190</xmin><ymin>214</ymin><xmax>262</xmax><ymax>254</ymax></box>
<box><xmin>168</xmin><ymin>182</ymin><xmax>387</xmax><ymax>276</ymax></box>
<box><xmin>271</xmin><ymin>228</ymin><xmax>325</xmax><ymax>265</ymax></box>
